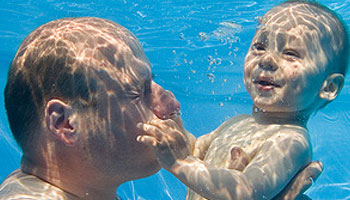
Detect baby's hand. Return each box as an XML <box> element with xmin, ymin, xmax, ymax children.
<box><xmin>137</xmin><ymin>118</ymin><xmax>190</xmax><ymax>170</ymax></box>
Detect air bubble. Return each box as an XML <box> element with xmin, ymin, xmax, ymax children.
<box><xmin>207</xmin><ymin>73</ymin><xmax>215</xmax><ymax>81</ymax></box>
<box><xmin>179</xmin><ymin>33</ymin><xmax>185</xmax><ymax>40</ymax></box>
<box><xmin>137</xmin><ymin>11</ymin><xmax>146</xmax><ymax>18</ymax></box>
<box><xmin>199</xmin><ymin>32</ymin><xmax>208</xmax><ymax>41</ymax></box>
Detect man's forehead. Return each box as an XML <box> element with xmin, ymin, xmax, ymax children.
<box><xmin>50</xmin><ymin>18</ymin><xmax>152</xmax><ymax>91</ymax></box>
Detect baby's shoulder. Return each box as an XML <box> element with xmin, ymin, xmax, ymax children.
<box><xmin>277</xmin><ymin>125</ymin><xmax>310</xmax><ymax>139</ymax></box>
<box><xmin>267</xmin><ymin>125</ymin><xmax>311</xmax><ymax>152</ymax></box>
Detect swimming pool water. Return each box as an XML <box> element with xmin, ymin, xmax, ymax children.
<box><xmin>1</xmin><ymin>0</ymin><xmax>350</xmax><ymax>199</ymax></box>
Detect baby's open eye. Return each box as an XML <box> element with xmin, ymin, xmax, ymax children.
<box><xmin>282</xmin><ymin>49</ymin><xmax>300</xmax><ymax>60</ymax></box>
<box><xmin>252</xmin><ymin>42</ymin><xmax>266</xmax><ymax>52</ymax></box>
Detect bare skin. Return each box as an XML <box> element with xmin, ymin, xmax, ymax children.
<box><xmin>1</xmin><ymin>4</ymin><xmax>343</xmax><ymax>198</ymax></box>
<box><xmin>138</xmin><ymin>2</ymin><xmax>345</xmax><ymax>200</ymax></box>
<box><xmin>0</xmin><ymin>17</ymin><xmax>181</xmax><ymax>200</ymax></box>
<box><xmin>0</xmin><ymin>81</ymin><xmax>180</xmax><ymax>200</ymax></box>
<box><xmin>139</xmin><ymin>113</ymin><xmax>313</xmax><ymax>199</ymax></box>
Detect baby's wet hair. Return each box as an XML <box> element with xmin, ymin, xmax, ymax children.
<box><xmin>280</xmin><ymin>0</ymin><xmax>349</xmax><ymax>76</ymax></box>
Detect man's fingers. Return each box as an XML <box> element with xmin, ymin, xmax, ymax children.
<box><xmin>272</xmin><ymin>161</ymin><xmax>323</xmax><ymax>200</ymax></box>
<box><xmin>306</xmin><ymin>161</ymin><xmax>323</xmax><ymax>181</ymax></box>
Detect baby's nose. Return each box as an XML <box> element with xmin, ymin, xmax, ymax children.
<box><xmin>151</xmin><ymin>81</ymin><xmax>181</xmax><ymax>120</ymax></box>
<box><xmin>259</xmin><ymin>53</ymin><xmax>278</xmax><ymax>71</ymax></box>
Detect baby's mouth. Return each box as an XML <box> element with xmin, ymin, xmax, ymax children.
<box><xmin>253</xmin><ymin>77</ymin><xmax>280</xmax><ymax>91</ymax></box>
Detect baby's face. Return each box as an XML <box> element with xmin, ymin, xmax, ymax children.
<box><xmin>243</xmin><ymin>4</ymin><xmax>338</xmax><ymax>113</ymax></box>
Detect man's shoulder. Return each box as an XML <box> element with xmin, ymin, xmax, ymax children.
<box><xmin>0</xmin><ymin>169</ymin><xmax>33</xmax><ymax>199</ymax></box>
<box><xmin>0</xmin><ymin>169</ymin><xmax>65</xmax><ymax>200</ymax></box>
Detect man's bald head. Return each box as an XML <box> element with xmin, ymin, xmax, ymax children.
<box><xmin>5</xmin><ymin>17</ymin><xmax>151</xmax><ymax>150</ymax></box>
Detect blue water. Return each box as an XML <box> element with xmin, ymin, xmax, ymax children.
<box><xmin>1</xmin><ymin>0</ymin><xmax>350</xmax><ymax>199</ymax></box>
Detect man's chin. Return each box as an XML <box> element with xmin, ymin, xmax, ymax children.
<box><xmin>131</xmin><ymin>160</ymin><xmax>161</xmax><ymax>180</ymax></box>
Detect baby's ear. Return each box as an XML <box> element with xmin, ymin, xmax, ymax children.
<box><xmin>45</xmin><ymin>99</ymin><xmax>78</xmax><ymax>146</ymax></box>
<box><xmin>319</xmin><ymin>73</ymin><xmax>344</xmax><ymax>101</ymax></box>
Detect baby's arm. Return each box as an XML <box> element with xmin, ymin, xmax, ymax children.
<box><xmin>138</xmin><ymin>120</ymin><xmax>311</xmax><ymax>200</ymax></box>
<box><xmin>192</xmin><ymin>131</ymin><xmax>217</xmax><ymax>160</ymax></box>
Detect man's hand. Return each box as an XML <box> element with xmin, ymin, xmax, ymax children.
<box><xmin>226</xmin><ymin>147</ymin><xmax>323</xmax><ymax>199</ymax></box>
<box><xmin>273</xmin><ymin>161</ymin><xmax>323</xmax><ymax>200</ymax></box>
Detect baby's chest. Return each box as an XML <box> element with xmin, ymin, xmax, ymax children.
<box><xmin>203</xmin><ymin>125</ymin><xmax>276</xmax><ymax>168</ymax></box>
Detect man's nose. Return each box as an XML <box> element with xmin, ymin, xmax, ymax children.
<box><xmin>259</xmin><ymin>52</ymin><xmax>278</xmax><ymax>71</ymax></box>
<box><xmin>151</xmin><ymin>81</ymin><xmax>180</xmax><ymax>120</ymax></box>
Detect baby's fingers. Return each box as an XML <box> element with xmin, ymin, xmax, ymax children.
<box><xmin>137</xmin><ymin>122</ymin><xmax>164</xmax><ymax>141</ymax></box>
<box><xmin>149</xmin><ymin>118</ymin><xmax>179</xmax><ymax>130</ymax></box>
<box><xmin>137</xmin><ymin>135</ymin><xmax>158</xmax><ymax>147</ymax></box>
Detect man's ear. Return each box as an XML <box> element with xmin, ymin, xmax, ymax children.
<box><xmin>319</xmin><ymin>73</ymin><xmax>344</xmax><ymax>101</ymax></box>
<box><xmin>45</xmin><ymin>99</ymin><xmax>78</xmax><ymax>146</ymax></box>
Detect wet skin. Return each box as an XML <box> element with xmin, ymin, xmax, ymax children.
<box><xmin>0</xmin><ymin>17</ymin><xmax>181</xmax><ymax>200</ymax></box>
<box><xmin>138</xmin><ymin>2</ymin><xmax>345</xmax><ymax>200</ymax></box>
<box><xmin>244</xmin><ymin>1</ymin><xmax>345</xmax><ymax>114</ymax></box>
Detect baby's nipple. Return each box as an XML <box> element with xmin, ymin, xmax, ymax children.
<box><xmin>228</xmin><ymin>147</ymin><xmax>250</xmax><ymax>171</ymax></box>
